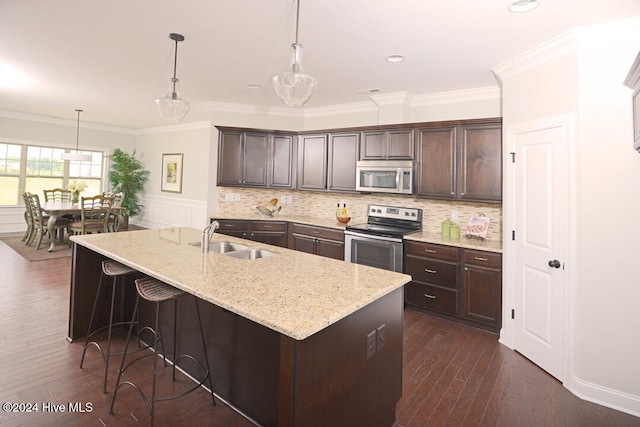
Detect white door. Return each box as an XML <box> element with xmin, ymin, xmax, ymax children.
<box><xmin>510</xmin><ymin>117</ymin><xmax>570</xmax><ymax>382</ymax></box>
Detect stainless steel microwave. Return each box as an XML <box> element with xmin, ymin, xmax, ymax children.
<box><xmin>355</xmin><ymin>160</ymin><xmax>413</xmax><ymax>194</ymax></box>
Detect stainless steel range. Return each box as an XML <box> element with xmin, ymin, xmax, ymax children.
<box><xmin>344</xmin><ymin>204</ymin><xmax>422</xmax><ymax>272</ymax></box>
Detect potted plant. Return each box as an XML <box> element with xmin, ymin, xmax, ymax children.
<box><xmin>108</xmin><ymin>148</ymin><xmax>149</xmax><ymax>229</ymax></box>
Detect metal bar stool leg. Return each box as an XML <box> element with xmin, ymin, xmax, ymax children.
<box><xmin>79</xmin><ymin>260</ymin><xmax>137</xmax><ymax>393</ymax></box>
<box><xmin>109</xmin><ymin>277</ymin><xmax>215</xmax><ymax>425</ymax></box>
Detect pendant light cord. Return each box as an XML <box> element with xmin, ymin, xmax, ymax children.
<box><xmin>75</xmin><ymin>109</ymin><xmax>82</xmax><ymax>151</ymax></box>
<box><xmin>294</xmin><ymin>0</ymin><xmax>300</xmax><ymax>44</ymax></box>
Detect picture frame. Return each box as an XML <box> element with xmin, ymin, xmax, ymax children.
<box><xmin>161</xmin><ymin>153</ymin><xmax>183</xmax><ymax>193</ymax></box>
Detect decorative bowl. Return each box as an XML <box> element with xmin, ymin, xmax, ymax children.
<box><xmin>337</xmin><ymin>216</ymin><xmax>351</xmax><ymax>224</ymax></box>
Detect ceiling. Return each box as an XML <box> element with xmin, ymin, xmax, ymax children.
<box><xmin>1</xmin><ymin>0</ymin><xmax>639</xmax><ymax>130</ymax></box>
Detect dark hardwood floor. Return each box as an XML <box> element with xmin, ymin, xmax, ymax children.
<box><xmin>0</xmin><ymin>235</ymin><xmax>638</xmax><ymax>427</ymax></box>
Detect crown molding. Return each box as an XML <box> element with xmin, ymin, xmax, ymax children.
<box><xmin>204</xmin><ymin>101</ymin><xmax>305</xmax><ymax>118</ymax></box>
<box><xmin>411</xmin><ymin>86</ymin><xmax>500</xmax><ymax>106</ymax></box>
<box><xmin>303</xmin><ymin>100</ymin><xmax>378</xmax><ymax>118</ymax></box>
<box><xmin>492</xmin><ymin>31</ymin><xmax>577</xmax><ymax>83</ymax></box>
<box><xmin>0</xmin><ymin>109</ymin><xmax>135</xmax><ymax>134</ymax></box>
<box><xmin>135</xmin><ymin>120</ymin><xmax>213</xmax><ymax>135</ymax></box>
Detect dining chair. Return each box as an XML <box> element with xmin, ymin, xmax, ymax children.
<box><xmin>21</xmin><ymin>191</ymin><xmax>34</xmax><ymax>243</ymax></box>
<box><xmin>68</xmin><ymin>196</ymin><xmax>113</xmax><ymax>237</ymax></box>
<box><xmin>25</xmin><ymin>192</ymin><xmax>72</xmax><ymax>250</ymax></box>
<box><xmin>104</xmin><ymin>192</ymin><xmax>124</xmax><ymax>232</ymax></box>
<box><xmin>43</xmin><ymin>188</ymin><xmax>72</xmax><ymax>202</ymax></box>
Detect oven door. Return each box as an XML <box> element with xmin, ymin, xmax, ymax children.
<box><xmin>344</xmin><ymin>231</ymin><xmax>403</xmax><ymax>272</ymax></box>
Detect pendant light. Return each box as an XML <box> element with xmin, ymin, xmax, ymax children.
<box><xmin>155</xmin><ymin>33</ymin><xmax>190</xmax><ymax>121</ymax></box>
<box><xmin>61</xmin><ymin>109</ymin><xmax>91</xmax><ymax>162</ymax></box>
<box><xmin>272</xmin><ymin>0</ymin><xmax>317</xmax><ymax>107</ymax></box>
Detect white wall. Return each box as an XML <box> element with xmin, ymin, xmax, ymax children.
<box><xmin>133</xmin><ymin>123</ymin><xmax>212</xmax><ymax>229</ymax></box>
<box><xmin>497</xmin><ymin>18</ymin><xmax>640</xmax><ymax>416</ymax></box>
<box><xmin>572</xmin><ymin>22</ymin><xmax>640</xmax><ymax>405</ymax></box>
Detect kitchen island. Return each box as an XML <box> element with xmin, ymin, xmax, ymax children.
<box><xmin>69</xmin><ymin>227</ymin><xmax>411</xmax><ymax>427</ymax></box>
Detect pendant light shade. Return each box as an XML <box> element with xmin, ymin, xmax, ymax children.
<box><xmin>155</xmin><ymin>33</ymin><xmax>190</xmax><ymax>121</ymax></box>
<box><xmin>61</xmin><ymin>109</ymin><xmax>91</xmax><ymax>162</ymax></box>
<box><xmin>272</xmin><ymin>0</ymin><xmax>317</xmax><ymax>107</ymax></box>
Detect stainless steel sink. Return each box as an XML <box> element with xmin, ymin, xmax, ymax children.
<box><xmin>224</xmin><ymin>248</ymin><xmax>276</xmax><ymax>260</ymax></box>
<box><xmin>189</xmin><ymin>241</ymin><xmax>248</xmax><ymax>253</ymax></box>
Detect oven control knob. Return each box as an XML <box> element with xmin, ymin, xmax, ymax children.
<box><xmin>376</xmin><ymin>209</ymin><xmax>381</xmax><ymax>213</ymax></box>
<box><xmin>411</xmin><ymin>212</ymin><xmax>416</xmax><ymax>216</ymax></box>
<box><xmin>404</xmin><ymin>212</ymin><xmax>410</xmax><ymax>216</ymax></box>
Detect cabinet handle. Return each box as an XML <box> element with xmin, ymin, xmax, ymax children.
<box><xmin>312</xmin><ymin>231</ymin><xmax>320</xmax><ymax>234</ymax></box>
<box><xmin>424</xmin><ymin>294</ymin><xmax>437</xmax><ymax>299</ymax></box>
<box><xmin>425</xmin><ymin>269</ymin><xmax>437</xmax><ymax>274</ymax></box>
<box><xmin>425</xmin><ymin>249</ymin><xmax>436</xmax><ymax>253</ymax></box>
<box><xmin>262</xmin><ymin>225</ymin><xmax>272</xmax><ymax>228</ymax></box>
<box><xmin>474</xmin><ymin>256</ymin><xmax>488</xmax><ymax>262</ymax></box>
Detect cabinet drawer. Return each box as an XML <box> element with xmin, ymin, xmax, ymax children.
<box><xmin>215</xmin><ymin>219</ymin><xmax>249</xmax><ymax>232</ymax></box>
<box><xmin>291</xmin><ymin>223</ymin><xmax>344</xmax><ymax>242</ymax></box>
<box><xmin>405</xmin><ymin>282</ymin><xmax>457</xmax><ymax>315</ymax></box>
<box><xmin>251</xmin><ymin>221</ymin><xmax>287</xmax><ymax>232</ymax></box>
<box><xmin>463</xmin><ymin>250</ymin><xmax>501</xmax><ymax>268</ymax></box>
<box><xmin>405</xmin><ymin>254</ymin><xmax>458</xmax><ymax>288</ymax></box>
<box><xmin>405</xmin><ymin>240</ymin><xmax>459</xmax><ymax>261</ymax></box>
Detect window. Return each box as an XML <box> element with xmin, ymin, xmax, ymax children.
<box><xmin>0</xmin><ymin>143</ymin><xmax>104</xmax><ymax>207</ymax></box>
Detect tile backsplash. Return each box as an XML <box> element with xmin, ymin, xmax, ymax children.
<box><xmin>217</xmin><ymin>188</ymin><xmax>503</xmax><ymax>242</ymax></box>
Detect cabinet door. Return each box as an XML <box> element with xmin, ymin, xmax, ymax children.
<box><xmin>458</xmin><ymin>124</ymin><xmax>502</xmax><ymax>202</ymax></box>
<box><xmin>215</xmin><ymin>219</ymin><xmax>250</xmax><ymax>239</ymax></box>
<box><xmin>315</xmin><ymin>237</ymin><xmax>345</xmax><ymax>260</ymax></box>
<box><xmin>360</xmin><ymin>131</ymin><xmax>386</xmax><ymax>159</ymax></box>
<box><xmin>298</xmin><ymin>135</ymin><xmax>328</xmax><ymax>190</ymax></box>
<box><xmin>290</xmin><ymin>233</ymin><xmax>316</xmax><ymax>254</ymax></box>
<box><xmin>388</xmin><ymin>129</ymin><xmax>414</xmax><ymax>159</ymax></box>
<box><xmin>243</xmin><ymin>132</ymin><xmax>269</xmax><ymax>186</ymax></box>
<box><xmin>328</xmin><ymin>132</ymin><xmax>359</xmax><ymax>192</ymax></box>
<box><xmin>462</xmin><ymin>264</ymin><xmax>502</xmax><ymax>328</ymax></box>
<box><xmin>415</xmin><ymin>127</ymin><xmax>457</xmax><ymax>199</ymax></box>
<box><xmin>217</xmin><ymin>130</ymin><xmax>244</xmax><ymax>186</ymax></box>
<box><xmin>270</xmin><ymin>134</ymin><xmax>295</xmax><ymax>188</ymax></box>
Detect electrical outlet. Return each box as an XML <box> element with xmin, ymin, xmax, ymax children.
<box><xmin>234</xmin><ymin>193</ymin><xmax>241</xmax><ymax>201</ymax></box>
<box><xmin>286</xmin><ymin>195</ymin><xmax>293</xmax><ymax>204</ymax></box>
<box><xmin>451</xmin><ymin>210</ymin><xmax>459</xmax><ymax>221</ymax></box>
<box><xmin>366</xmin><ymin>330</ymin><xmax>376</xmax><ymax>359</ymax></box>
<box><xmin>225</xmin><ymin>193</ymin><xmax>234</xmax><ymax>201</ymax></box>
<box><xmin>376</xmin><ymin>324</ymin><xmax>386</xmax><ymax>351</ymax></box>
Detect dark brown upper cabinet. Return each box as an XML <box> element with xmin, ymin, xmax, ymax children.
<box><xmin>327</xmin><ymin>132</ymin><xmax>359</xmax><ymax>192</ymax></box>
<box><xmin>217</xmin><ymin>127</ymin><xmax>295</xmax><ymax>189</ymax></box>
<box><xmin>416</xmin><ymin>119</ymin><xmax>502</xmax><ymax>203</ymax></box>
<box><xmin>360</xmin><ymin>129</ymin><xmax>414</xmax><ymax>160</ymax></box>
<box><xmin>298</xmin><ymin>132</ymin><xmax>360</xmax><ymax>193</ymax></box>
<box><xmin>297</xmin><ymin>134</ymin><xmax>328</xmax><ymax>190</ymax></box>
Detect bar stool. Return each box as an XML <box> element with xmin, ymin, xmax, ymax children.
<box><xmin>80</xmin><ymin>259</ymin><xmax>137</xmax><ymax>393</ymax></box>
<box><xmin>110</xmin><ymin>276</ymin><xmax>215</xmax><ymax>426</ymax></box>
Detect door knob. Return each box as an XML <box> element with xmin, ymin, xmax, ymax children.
<box><xmin>548</xmin><ymin>259</ymin><xmax>561</xmax><ymax>268</ymax></box>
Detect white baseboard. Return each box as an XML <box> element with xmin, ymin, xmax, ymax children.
<box><xmin>569</xmin><ymin>375</ymin><xmax>640</xmax><ymax>418</ymax></box>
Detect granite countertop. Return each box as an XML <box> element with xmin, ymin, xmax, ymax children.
<box><xmin>71</xmin><ymin>227</ymin><xmax>411</xmax><ymax>341</ymax></box>
<box><xmin>212</xmin><ymin>213</ymin><xmax>503</xmax><ymax>253</ymax></box>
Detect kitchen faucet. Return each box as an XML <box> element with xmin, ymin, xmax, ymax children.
<box><xmin>201</xmin><ymin>221</ymin><xmax>219</xmax><ymax>253</ymax></box>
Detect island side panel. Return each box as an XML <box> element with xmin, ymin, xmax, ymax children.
<box><xmin>279</xmin><ymin>287</ymin><xmax>404</xmax><ymax>427</ymax></box>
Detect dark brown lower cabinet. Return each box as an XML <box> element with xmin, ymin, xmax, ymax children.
<box><xmin>213</xmin><ymin>219</ymin><xmax>288</xmax><ymax>248</ymax></box>
<box><xmin>288</xmin><ymin>223</ymin><xmax>345</xmax><ymax>260</ymax></box>
<box><xmin>404</xmin><ymin>240</ymin><xmax>502</xmax><ymax>332</ymax></box>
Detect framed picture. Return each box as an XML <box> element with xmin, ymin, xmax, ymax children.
<box><xmin>161</xmin><ymin>153</ymin><xmax>183</xmax><ymax>193</ymax></box>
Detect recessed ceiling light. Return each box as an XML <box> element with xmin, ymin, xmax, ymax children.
<box><xmin>248</xmin><ymin>84</ymin><xmax>261</xmax><ymax>90</ymax></box>
<box><xmin>508</xmin><ymin>0</ymin><xmax>539</xmax><ymax>13</ymax></box>
<box><xmin>385</xmin><ymin>55</ymin><xmax>405</xmax><ymax>63</ymax></box>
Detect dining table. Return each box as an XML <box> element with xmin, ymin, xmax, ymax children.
<box><xmin>40</xmin><ymin>201</ymin><xmax>121</xmax><ymax>252</ymax></box>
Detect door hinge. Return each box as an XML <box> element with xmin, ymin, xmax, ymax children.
<box><xmin>510</xmin><ymin>152</ymin><xmax>516</xmax><ymax>163</ymax></box>
<box><xmin>511</xmin><ymin>309</ymin><xmax>515</xmax><ymax>319</ymax></box>
<box><xmin>512</xmin><ymin>230</ymin><xmax>515</xmax><ymax>240</ymax></box>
